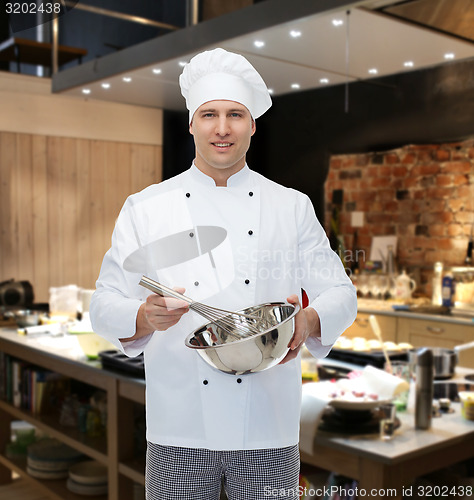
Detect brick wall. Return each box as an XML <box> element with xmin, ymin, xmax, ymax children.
<box><xmin>325</xmin><ymin>139</ymin><xmax>474</xmax><ymax>294</ymax></box>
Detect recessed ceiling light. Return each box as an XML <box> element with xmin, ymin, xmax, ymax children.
<box><xmin>289</xmin><ymin>30</ymin><xmax>302</xmax><ymax>38</ymax></box>
<box><xmin>332</xmin><ymin>19</ymin><xmax>344</xmax><ymax>27</ymax></box>
<box><xmin>403</xmin><ymin>61</ymin><xmax>414</xmax><ymax>68</ymax></box>
<box><xmin>291</xmin><ymin>83</ymin><xmax>300</xmax><ymax>90</ymax></box>
<box><xmin>320</xmin><ymin>78</ymin><xmax>329</xmax><ymax>84</ymax></box>
<box><xmin>268</xmin><ymin>88</ymin><xmax>274</xmax><ymax>94</ymax></box>
<box><xmin>82</xmin><ymin>88</ymin><xmax>91</xmax><ymax>94</ymax></box>
<box><xmin>178</xmin><ymin>61</ymin><xmax>187</xmax><ymax>67</ymax></box>
<box><xmin>152</xmin><ymin>68</ymin><xmax>162</xmax><ymax>74</ymax></box>
<box><xmin>444</xmin><ymin>52</ymin><xmax>455</xmax><ymax>60</ymax></box>
<box><xmin>122</xmin><ymin>77</ymin><xmax>132</xmax><ymax>82</ymax></box>
<box><xmin>101</xmin><ymin>83</ymin><xmax>111</xmax><ymax>89</ymax></box>
<box><xmin>368</xmin><ymin>68</ymin><xmax>378</xmax><ymax>75</ymax></box>
<box><xmin>254</xmin><ymin>40</ymin><xmax>265</xmax><ymax>48</ymax></box>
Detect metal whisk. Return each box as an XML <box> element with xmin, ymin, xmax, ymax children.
<box><xmin>139</xmin><ymin>276</ymin><xmax>275</xmax><ymax>340</ymax></box>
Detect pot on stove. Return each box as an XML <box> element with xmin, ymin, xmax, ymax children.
<box><xmin>409</xmin><ymin>341</ymin><xmax>474</xmax><ymax>379</ymax></box>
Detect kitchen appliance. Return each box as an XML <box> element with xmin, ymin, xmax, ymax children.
<box><xmin>185</xmin><ymin>302</ymin><xmax>298</xmax><ymax>375</ymax></box>
<box><xmin>0</xmin><ymin>280</ymin><xmax>34</xmax><ymax>307</ymax></box>
<box><xmin>415</xmin><ymin>348</ymin><xmax>434</xmax><ymax>430</ymax></box>
<box><xmin>139</xmin><ymin>276</ymin><xmax>277</xmax><ymax>339</ymax></box>
<box><xmin>409</xmin><ymin>341</ymin><xmax>474</xmax><ymax>379</ymax></box>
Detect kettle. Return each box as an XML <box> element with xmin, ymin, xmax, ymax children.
<box><xmin>394</xmin><ymin>270</ymin><xmax>416</xmax><ymax>300</ymax></box>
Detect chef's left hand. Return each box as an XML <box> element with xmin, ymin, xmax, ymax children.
<box><xmin>279</xmin><ymin>294</ymin><xmax>320</xmax><ymax>364</ymax></box>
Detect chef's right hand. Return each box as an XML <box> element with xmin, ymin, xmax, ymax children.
<box><xmin>141</xmin><ymin>288</ymin><xmax>189</xmax><ymax>332</ymax></box>
<box><xmin>125</xmin><ymin>288</ymin><xmax>189</xmax><ymax>341</ymax></box>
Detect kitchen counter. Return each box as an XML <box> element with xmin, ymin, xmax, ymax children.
<box><xmin>2</xmin><ymin>327</ymin><xmax>474</xmax><ymax>499</ymax></box>
<box><xmin>0</xmin><ymin>327</ymin><xmax>145</xmax><ymax>499</ymax></box>
<box><xmin>357</xmin><ymin>299</ymin><xmax>474</xmax><ymax>326</ymax></box>
<box><xmin>301</xmin><ymin>400</ymin><xmax>474</xmax><ymax>498</ymax></box>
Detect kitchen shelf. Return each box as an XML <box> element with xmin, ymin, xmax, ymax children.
<box><xmin>0</xmin><ymin>454</ymin><xmax>106</xmax><ymax>500</ymax></box>
<box><xmin>0</xmin><ymin>329</ymin><xmax>147</xmax><ymax>500</ymax></box>
<box><xmin>0</xmin><ymin>400</ymin><xmax>107</xmax><ymax>462</ymax></box>
<box><xmin>118</xmin><ymin>459</ymin><xmax>145</xmax><ymax>485</ymax></box>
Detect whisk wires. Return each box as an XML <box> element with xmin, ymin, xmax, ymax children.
<box><xmin>139</xmin><ymin>276</ymin><xmax>275</xmax><ymax>340</ymax></box>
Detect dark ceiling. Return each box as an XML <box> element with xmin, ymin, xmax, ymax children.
<box><xmin>381</xmin><ymin>0</ymin><xmax>474</xmax><ymax>42</ymax></box>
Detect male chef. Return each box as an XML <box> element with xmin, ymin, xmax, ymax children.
<box><xmin>90</xmin><ymin>48</ymin><xmax>357</xmax><ymax>500</ymax></box>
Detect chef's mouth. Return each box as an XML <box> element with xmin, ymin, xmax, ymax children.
<box><xmin>212</xmin><ymin>142</ymin><xmax>233</xmax><ymax>148</ymax></box>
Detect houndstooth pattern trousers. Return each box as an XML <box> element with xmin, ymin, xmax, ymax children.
<box><xmin>145</xmin><ymin>442</ymin><xmax>300</xmax><ymax>500</ymax></box>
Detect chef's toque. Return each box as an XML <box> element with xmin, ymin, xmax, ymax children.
<box><xmin>179</xmin><ymin>48</ymin><xmax>272</xmax><ymax>123</ymax></box>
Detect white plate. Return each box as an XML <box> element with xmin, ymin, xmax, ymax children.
<box><xmin>328</xmin><ymin>396</ymin><xmax>393</xmax><ymax>411</ymax></box>
<box><xmin>67</xmin><ymin>478</ymin><xmax>108</xmax><ymax>496</ymax></box>
<box><xmin>69</xmin><ymin>460</ymin><xmax>108</xmax><ymax>485</ymax></box>
<box><xmin>311</xmin><ymin>379</ymin><xmax>394</xmax><ymax>411</ymax></box>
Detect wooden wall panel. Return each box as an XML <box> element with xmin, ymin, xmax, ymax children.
<box><xmin>0</xmin><ymin>133</ymin><xmax>18</xmax><ymax>281</ymax></box>
<box><xmin>76</xmin><ymin>138</ymin><xmax>92</xmax><ymax>290</ymax></box>
<box><xmin>0</xmin><ymin>132</ymin><xmax>162</xmax><ymax>304</ymax></box>
<box><xmin>31</xmin><ymin>135</ymin><xmax>49</xmax><ymax>300</ymax></box>
<box><xmin>16</xmin><ymin>134</ymin><xmax>34</xmax><ymax>282</ymax></box>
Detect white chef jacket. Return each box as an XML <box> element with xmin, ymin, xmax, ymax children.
<box><xmin>90</xmin><ymin>163</ymin><xmax>357</xmax><ymax>450</ymax></box>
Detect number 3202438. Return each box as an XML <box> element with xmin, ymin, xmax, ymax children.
<box><xmin>5</xmin><ymin>2</ymin><xmax>62</xmax><ymax>14</ymax></box>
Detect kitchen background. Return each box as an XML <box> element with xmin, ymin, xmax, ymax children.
<box><xmin>326</xmin><ymin>139</ymin><xmax>474</xmax><ymax>295</ymax></box>
<box><xmin>0</xmin><ymin>0</ymin><xmax>473</xmax><ymax>304</ymax></box>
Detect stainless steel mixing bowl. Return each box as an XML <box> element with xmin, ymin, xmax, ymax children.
<box><xmin>184</xmin><ymin>302</ymin><xmax>299</xmax><ymax>375</ymax></box>
<box><xmin>10</xmin><ymin>309</ymin><xmax>42</xmax><ymax>328</ymax></box>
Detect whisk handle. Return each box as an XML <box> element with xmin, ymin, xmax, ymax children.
<box><xmin>139</xmin><ymin>276</ymin><xmax>193</xmax><ymax>304</ymax></box>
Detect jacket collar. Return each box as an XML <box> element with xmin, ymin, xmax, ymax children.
<box><xmin>189</xmin><ymin>162</ymin><xmax>252</xmax><ymax>188</ymax></box>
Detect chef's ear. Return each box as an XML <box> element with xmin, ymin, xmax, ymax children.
<box><xmin>189</xmin><ymin>120</ymin><xmax>194</xmax><ymax>135</ymax></box>
<box><xmin>251</xmin><ymin>118</ymin><xmax>256</xmax><ymax>136</ymax></box>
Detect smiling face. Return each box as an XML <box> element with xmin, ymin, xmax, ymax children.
<box><xmin>189</xmin><ymin>100</ymin><xmax>256</xmax><ymax>186</ymax></box>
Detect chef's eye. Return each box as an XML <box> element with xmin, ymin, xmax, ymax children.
<box><xmin>230</xmin><ymin>112</ymin><xmax>242</xmax><ymax>118</ymax></box>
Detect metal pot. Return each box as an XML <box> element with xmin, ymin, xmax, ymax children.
<box><xmin>409</xmin><ymin>341</ymin><xmax>474</xmax><ymax>379</ymax></box>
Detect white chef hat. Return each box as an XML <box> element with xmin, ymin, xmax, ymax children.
<box><xmin>179</xmin><ymin>48</ymin><xmax>272</xmax><ymax>123</ymax></box>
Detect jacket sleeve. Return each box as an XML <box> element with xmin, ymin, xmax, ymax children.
<box><xmin>297</xmin><ymin>194</ymin><xmax>357</xmax><ymax>357</ymax></box>
<box><xmin>89</xmin><ymin>196</ymin><xmax>152</xmax><ymax>357</ymax></box>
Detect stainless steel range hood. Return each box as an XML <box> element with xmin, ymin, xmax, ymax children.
<box><xmin>51</xmin><ymin>0</ymin><xmax>474</xmax><ymax>111</ymax></box>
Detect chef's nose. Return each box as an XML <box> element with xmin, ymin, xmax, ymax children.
<box><xmin>215</xmin><ymin>116</ymin><xmax>230</xmax><ymax>136</ymax></box>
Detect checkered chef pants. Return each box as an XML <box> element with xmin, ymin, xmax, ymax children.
<box><xmin>145</xmin><ymin>442</ymin><xmax>300</xmax><ymax>500</ymax></box>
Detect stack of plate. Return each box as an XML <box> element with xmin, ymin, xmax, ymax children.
<box><xmin>67</xmin><ymin>460</ymin><xmax>108</xmax><ymax>496</ymax></box>
<box><xmin>27</xmin><ymin>439</ymin><xmax>84</xmax><ymax>480</ymax></box>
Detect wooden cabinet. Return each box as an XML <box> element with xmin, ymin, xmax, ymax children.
<box><xmin>0</xmin><ymin>331</ymin><xmax>146</xmax><ymax>500</ymax></box>
<box><xmin>397</xmin><ymin>317</ymin><xmax>474</xmax><ymax>368</ymax></box>
<box><xmin>343</xmin><ymin>312</ymin><xmax>397</xmax><ymax>342</ymax></box>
